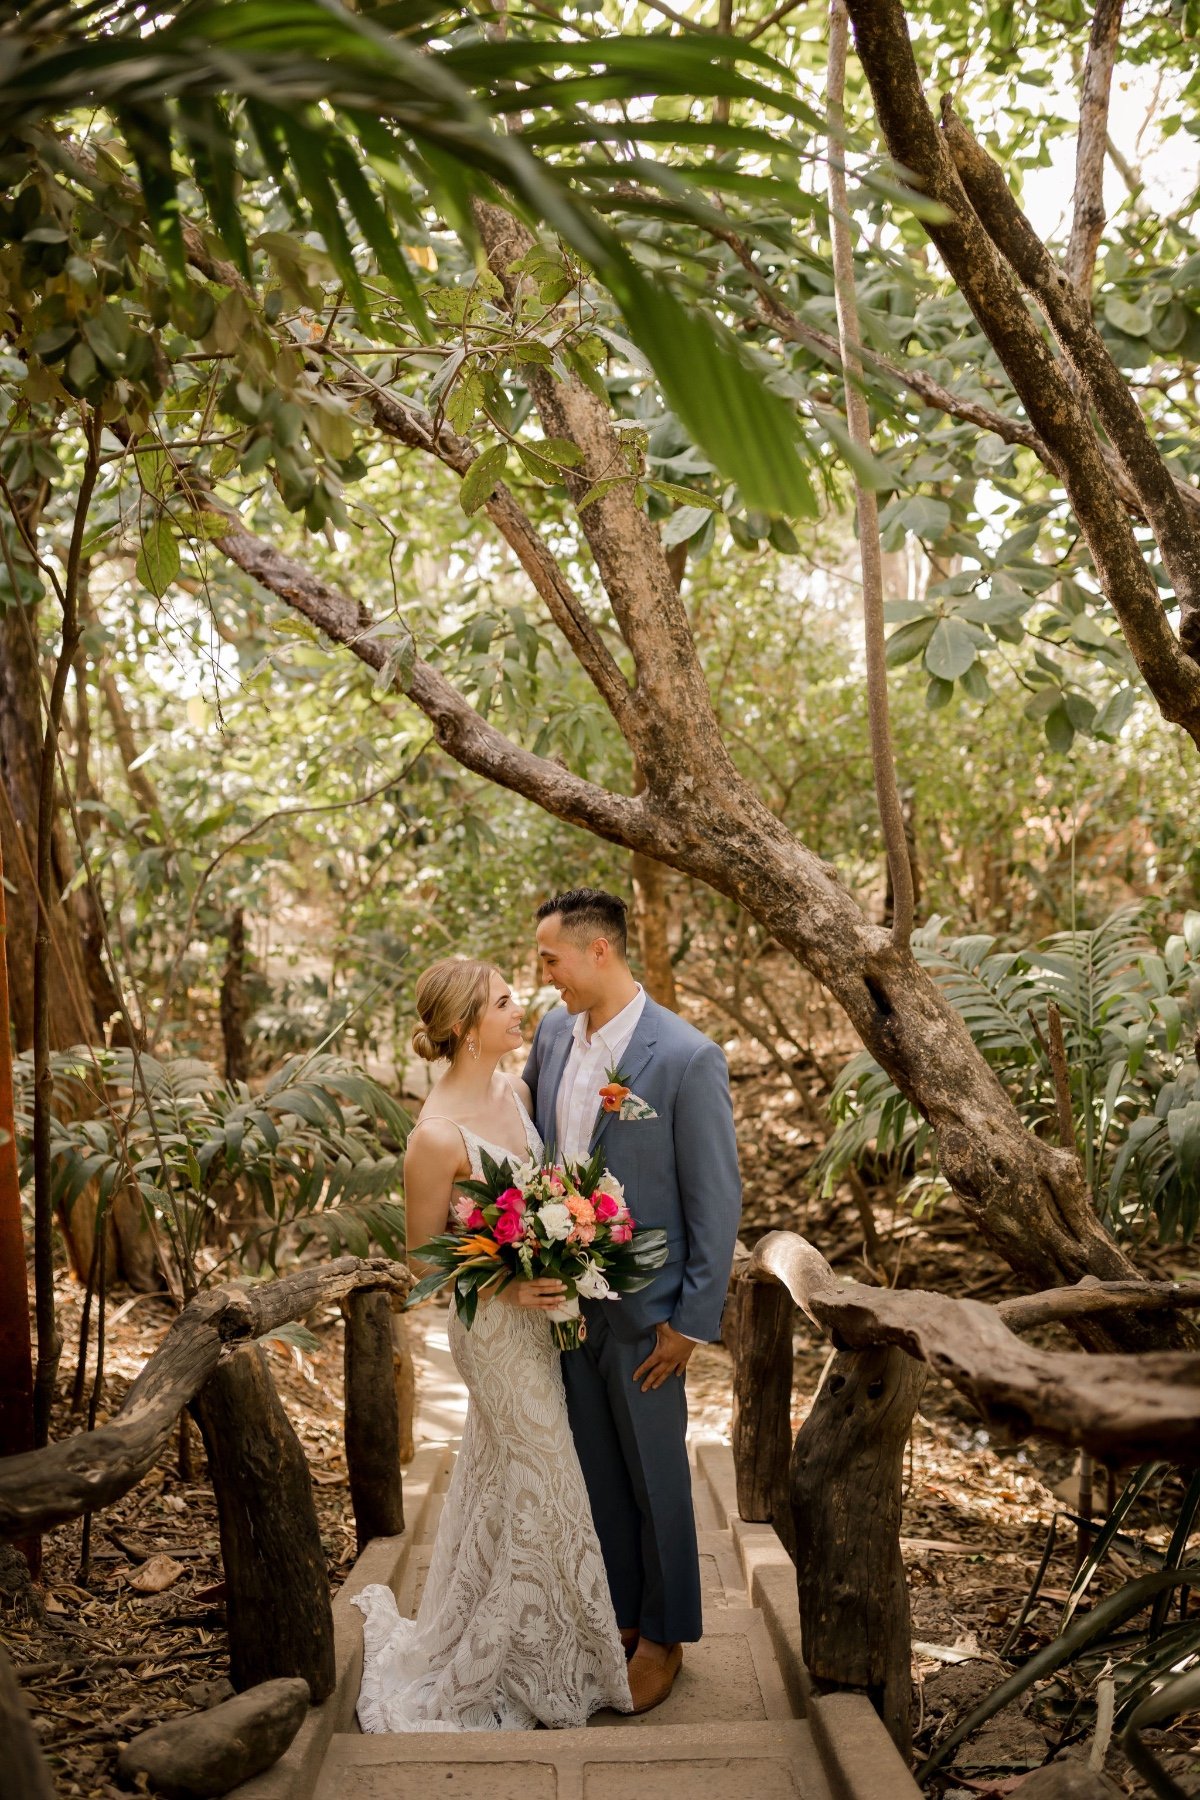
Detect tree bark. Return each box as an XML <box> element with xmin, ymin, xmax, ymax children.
<box><xmin>0</xmin><ymin>605</ymin><xmax>98</xmax><ymax>1053</ymax></box>
<box><xmin>1065</xmin><ymin>0</ymin><xmax>1124</xmax><ymax>298</ymax></box>
<box><xmin>391</xmin><ymin>1296</ymin><xmax>415</xmax><ymax>1466</ymax></box>
<box><xmin>220</xmin><ymin>908</ymin><xmax>250</xmax><ymax>1085</ymax></box>
<box><xmin>0</xmin><ymin>1643</ymin><xmax>58</xmax><ymax>1800</ymax></box>
<box><xmin>631</xmin><ymin>849</ymin><xmax>678</xmax><ymax>1009</ymax></box>
<box><xmin>750</xmin><ymin>1232</ymin><xmax>1200</xmax><ymax>1460</ymax></box>
<box><xmin>342</xmin><ymin>1286</ymin><xmax>405</xmax><ymax>1552</ymax></box>
<box><xmin>792</xmin><ymin>1344</ymin><xmax>925</xmax><ymax>1757</ymax></box>
<box><xmin>730</xmin><ymin>1276</ymin><xmax>794</xmax><ymax>1536</ymax></box>
<box><xmin>0</xmin><ymin>839</ymin><xmax>39</xmax><ymax>1577</ymax></box>
<box><xmin>191</xmin><ymin>1344</ymin><xmax>336</xmax><ymax>1702</ymax></box>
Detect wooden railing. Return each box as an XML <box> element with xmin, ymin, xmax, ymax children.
<box><xmin>730</xmin><ymin>1231</ymin><xmax>1200</xmax><ymax>1758</ymax></box>
<box><xmin>0</xmin><ymin>1256</ymin><xmax>412</xmax><ymax>1745</ymax></box>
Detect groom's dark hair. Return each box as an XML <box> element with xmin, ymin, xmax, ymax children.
<box><xmin>536</xmin><ymin>887</ymin><xmax>629</xmax><ymax>959</ymax></box>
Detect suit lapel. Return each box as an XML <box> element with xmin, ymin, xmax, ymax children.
<box><xmin>590</xmin><ymin>1000</ymin><xmax>659</xmax><ymax>1153</ymax></box>
<box><xmin>540</xmin><ymin>1016</ymin><xmax>575</xmax><ymax>1154</ymax></box>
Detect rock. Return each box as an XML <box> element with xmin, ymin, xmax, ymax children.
<box><xmin>129</xmin><ymin>1553</ymin><xmax>186</xmax><ymax>1594</ymax></box>
<box><xmin>1012</xmin><ymin>1752</ymin><xmax>1123</xmax><ymax>1796</ymax></box>
<box><xmin>182</xmin><ymin>1679</ymin><xmax>235</xmax><ymax>1711</ymax></box>
<box><xmin>117</xmin><ymin>1677</ymin><xmax>309</xmax><ymax>1798</ymax></box>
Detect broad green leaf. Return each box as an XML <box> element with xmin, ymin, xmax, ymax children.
<box><xmin>924</xmin><ymin>617</ymin><xmax>977</xmax><ymax>681</ymax></box>
<box><xmin>136</xmin><ymin>520</ymin><xmax>181</xmax><ymax>598</ymax></box>
<box><xmin>460</xmin><ymin>444</ymin><xmax>508</xmax><ymax>516</ymax></box>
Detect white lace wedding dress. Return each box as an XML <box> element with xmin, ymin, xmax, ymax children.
<box><xmin>351</xmin><ymin>1100</ymin><xmax>632</xmax><ymax>1732</ymax></box>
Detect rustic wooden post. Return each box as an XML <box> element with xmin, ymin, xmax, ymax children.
<box><xmin>192</xmin><ymin>1344</ymin><xmax>335</xmax><ymax>1702</ymax></box>
<box><xmin>391</xmin><ymin>1295</ymin><xmax>416</xmax><ymax>1466</ymax></box>
<box><xmin>731</xmin><ymin>1276</ymin><xmax>794</xmax><ymax>1535</ymax></box>
<box><xmin>0</xmin><ymin>1643</ymin><xmax>57</xmax><ymax>1800</ymax></box>
<box><xmin>792</xmin><ymin>1343</ymin><xmax>925</xmax><ymax>1759</ymax></box>
<box><xmin>342</xmin><ymin>1286</ymin><xmax>405</xmax><ymax>1552</ymax></box>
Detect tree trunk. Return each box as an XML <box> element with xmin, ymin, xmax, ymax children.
<box><xmin>342</xmin><ymin>1287</ymin><xmax>405</xmax><ymax>1552</ymax></box>
<box><xmin>219</xmin><ymin>909</ymin><xmax>250</xmax><ymax>1085</ymax></box>
<box><xmin>631</xmin><ymin>849</ymin><xmax>678</xmax><ymax>1010</ymax></box>
<box><xmin>0</xmin><ymin>840</ymin><xmax>38</xmax><ymax>1576</ymax></box>
<box><xmin>0</xmin><ymin>604</ymin><xmax>98</xmax><ymax>1053</ymax></box>
<box><xmin>0</xmin><ymin>1643</ymin><xmax>57</xmax><ymax>1800</ymax></box>
<box><xmin>730</xmin><ymin>1277</ymin><xmax>794</xmax><ymax>1534</ymax></box>
<box><xmin>191</xmin><ymin>1345</ymin><xmax>336</xmax><ymax>1702</ymax></box>
<box><xmin>792</xmin><ymin>1345</ymin><xmax>926</xmax><ymax>1758</ymax></box>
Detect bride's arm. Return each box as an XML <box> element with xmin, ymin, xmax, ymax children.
<box><xmin>403</xmin><ymin>1122</ymin><xmax>468</xmax><ymax>1276</ymax></box>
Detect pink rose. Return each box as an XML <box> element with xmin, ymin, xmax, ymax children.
<box><xmin>454</xmin><ymin>1198</ymin><xmax>485</xmax><ymax>1230</ymax></box>
<box><xmin>593</xmin><ymin>1192</ymin><xmax>619</xmax><ymax>1222</ymax></box>
<box><xmin>610</xmin><ymin>1219</ymin><xmax>633</xmax><ymax>1244</ymax></box>
<box><xmin>494</xmin><ymin>1210</ymin><xmax>523</xmax><ymax>1245</ymax></box>
<box><xmin>496</xmin><ymin>1186</ymin><xmax>526</xmax><ymax>1215</ymax></box>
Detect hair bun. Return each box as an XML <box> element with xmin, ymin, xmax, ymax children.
<box><xmin>411</xmin><ymin>1024</ymin><xmax>441</xmax><ymax>1062</ymax></box>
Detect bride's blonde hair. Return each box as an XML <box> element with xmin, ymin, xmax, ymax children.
<box><xmin>411</xmin><ymin>958</ymin><xmax>496</xmax><ymax>1063</ymax></box>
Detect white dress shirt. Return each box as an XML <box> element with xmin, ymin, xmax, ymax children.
<box><xmin>555</xmin><ymin>984</ymin><xmax>647</xmax><ymax>1163</ymax></box>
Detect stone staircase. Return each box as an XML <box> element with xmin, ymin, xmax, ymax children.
<box><xmin>231</xmin><ymin>1328</ymin><xmax>920</xmax><ymax>1800</ymax></box>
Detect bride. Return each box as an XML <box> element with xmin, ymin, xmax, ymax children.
<box><xmin>352</xmin><ymin>957</ymin><xmax>633</xmax><ymax>1731</ymax></box>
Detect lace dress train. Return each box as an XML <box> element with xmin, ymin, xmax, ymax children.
<box><xmin>352</xmin><ymin>1112</ymin><xmax>632</xmax><ymax>1732</ymax></box>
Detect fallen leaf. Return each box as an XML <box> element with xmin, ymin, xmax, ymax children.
<box><xmin>129</xmin><ymin>1555</ymin><xmax>185</xmax><ymax>1595</ymax></box>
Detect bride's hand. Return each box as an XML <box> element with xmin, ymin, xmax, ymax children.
<box><xmin>496</xmin><ymin>1277</ymin><xmax>568</xmax><ymax>1311</ymax></box>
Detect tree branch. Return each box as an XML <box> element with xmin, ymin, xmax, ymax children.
<box><xmin>828</xmin><ymin>0</ymin><xmax>914</xmax><ymax>949</ymax></box>
<box><xmin>840</xmin><ymin>0</ymin><xmax>1200</xmax><ymax>741</ymax></box>
<box><xmin>176</xmin><ymin>476</ymin><xmax>648</xmax><ymax>850</ymax></box>
<box><xmin>325</xmin><ymin>356</ymin><xmax>643</xmax><ymax>739</ymax></box>
<box><xmin>472</xmin><ymin>199</ymin><xmax>737</xmax><ymax>790</ymax></box>
<box><xmin>1066</xmin><ymin>0</ymin><xmax>1123</xmax><ymax>297</ymax></box>
<box><xmin>708</xmin><ymin>216</ymin><xmax>1200</xmax><ymax>525</ymax></box>
<box><xmin>940</xmin><ymin>101</ymin><xmax>1200</xmax><ymax>664</ymax></box>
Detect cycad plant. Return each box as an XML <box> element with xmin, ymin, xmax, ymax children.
<box><xmin>816</xmin><ymin>905</ymin><xmax>1200</xmax><ymax>1242</ymax></box>
<box><xmin>12</xmin><ymin>1047</ymin><xmax>409</xmax><ymax>1297</ymax></box>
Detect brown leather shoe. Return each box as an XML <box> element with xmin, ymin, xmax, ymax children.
<box><xmin>627</xmin><ymin>1642</ymin><xmax>683</xmax><ymax>1714</ymax></box>
<box><xmin>619</xmin><ymin>1627</ymin><xmax>640</xmax><ymax>1660</ymax></box>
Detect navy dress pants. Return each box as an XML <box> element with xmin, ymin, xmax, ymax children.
<box><xmin>561</xmin><ymin>1305</ymin><xmax>703</xmax><ymax>1645</ymax></box>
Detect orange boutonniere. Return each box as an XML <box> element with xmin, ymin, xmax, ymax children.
<box><xmin>598</xmin><ymin>1064</ymin><xmax>657</xmax><ymax>1120</ymax></box>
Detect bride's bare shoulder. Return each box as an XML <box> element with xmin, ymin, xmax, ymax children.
<box><xmin>506</xmin><ymin>1073</ymin><xmax>533</xmax><ymax>1111</ymax></box>
<box><xmin>405</xmin><ymin>1109</ymin><xmax>468</xmax><ymax>1171</ymax></box>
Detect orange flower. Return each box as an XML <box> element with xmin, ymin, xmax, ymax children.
<box><xmin>454</xmin><ymin>1233</ymin><xmax>501</xmax><ymax>1260</ymax></box>
<box><xmin>598</xmin><ymin>1081</ymin><xmax>629</xmax><ymax>1113</ymax></box>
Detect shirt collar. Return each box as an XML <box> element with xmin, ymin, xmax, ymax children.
<box><xmin>572</xmin><ymin>984</ymin><xmax>646</xmax><ymax>1057</ymax></box>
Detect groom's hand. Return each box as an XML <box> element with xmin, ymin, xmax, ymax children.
<box><xmin>633</xmin><ymin>1323</ymin><xmax>696</xmax><ymax>1393</ymax></box>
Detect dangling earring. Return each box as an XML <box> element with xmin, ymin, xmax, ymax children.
<box><xmin>468</xmin><ymin>1035</ymin><xmax>480</xmax><ymax>1061</ymax></box>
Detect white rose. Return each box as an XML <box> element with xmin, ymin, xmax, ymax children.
<box><xmin>538</xmin><ymin>1202</ymin><xmax>572</xmax><ymax>1242</ymax></box>
<box><xmin>575</xmin><ymin>1261</ymin><xmax>613</xmax><ymax>1301</ymax></box>
<box><xmin>599</xmin><ymin>1173</ymin><xmax>625</xmax><ymax>1206</ymax></box>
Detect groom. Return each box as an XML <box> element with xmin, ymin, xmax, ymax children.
<box><xmin>524</xmin><ymin>887</ymin><xmax>741</xmax><ymax>1714</ymax></box>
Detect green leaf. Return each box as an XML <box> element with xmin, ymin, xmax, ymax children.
<box><xmin>645</xmin><ymin>480</ymin><xmax>720</xmax><ymax>513</ymax></box>
<box><xmin>885</xmin><ymin>616</ymin><xmax>936</xmax><ymax>668</ymax></box>
<box><xmin>660</xmin><ymin>504</ymin><xmax>715</xmax><ymax>548</ymax></box>
<box><xmin>1103</xmin><ymin>293</ymin><xmax>1153</xmax><ymax>338</ymax></box>
<box><xmin>924</xmin><ymin>617</ymin><xmax>977</xmax><ymax>681</ymax></box>
<box><xmin>460</xmin><ymin>444</ymin><xmax>508</xmax><ymax>516</ymax></box>
<box><xmin>136</xmin><ymin>520</ymin><xmax>181</xmax><ymax>598</ymax></box>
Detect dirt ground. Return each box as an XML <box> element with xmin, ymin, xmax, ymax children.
<box><xmin>4</xmin><ymin>1023</ymin><xmax>1198</xmax><ymax>1796</ymax></box>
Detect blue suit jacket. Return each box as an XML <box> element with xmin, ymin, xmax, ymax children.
<box><xmin>523</xmin><ymin>998</ymin><xmax>741</xmax><ymax>1343</ymax></box>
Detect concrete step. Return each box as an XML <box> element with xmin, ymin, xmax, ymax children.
<box><xmin>313</xmin><ymin>1719</ymin><xmax>833</xmax><ymax>1800</ymax></box>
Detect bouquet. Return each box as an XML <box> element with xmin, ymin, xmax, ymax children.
<box><xmin>406</xmin><ymin>1146</ymin><xmax>668</xmax><ymax>1350</ymax></box>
